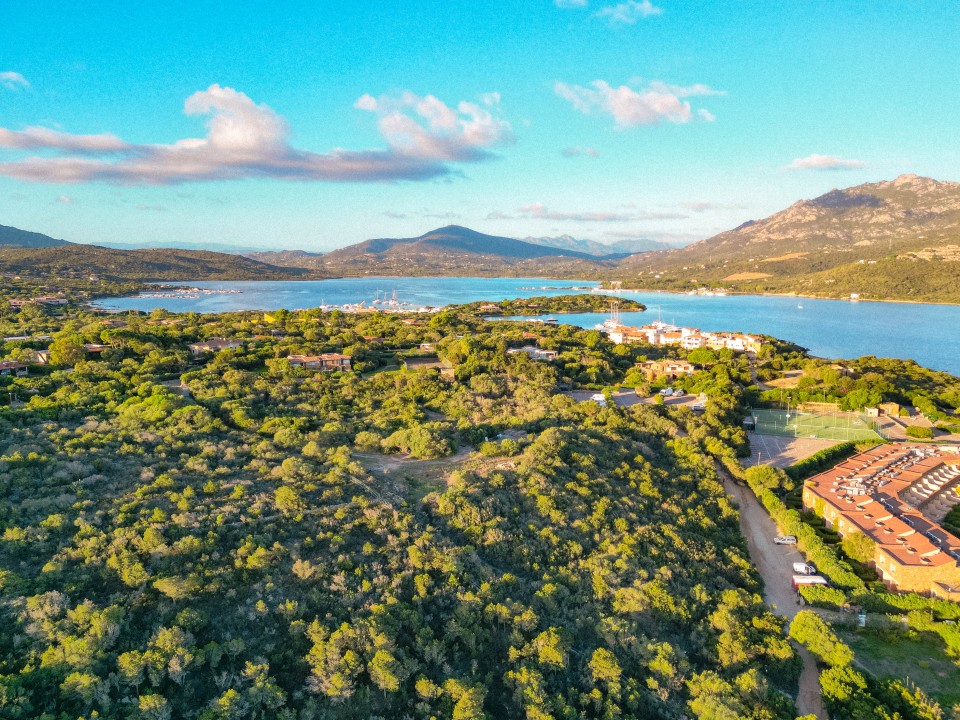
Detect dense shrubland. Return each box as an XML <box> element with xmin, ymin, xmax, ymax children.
<box><xmin>0</xmin><ymin>298</ymin><xmax>799</xmax><ymax>719</ymax></box>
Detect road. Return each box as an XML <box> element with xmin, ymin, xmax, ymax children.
<box><xmin>723</xmin><ymin>476</ymin><xmax>828</xmax><ymax>720</ymax></box>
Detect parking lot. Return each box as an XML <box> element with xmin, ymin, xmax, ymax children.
<box><xmin>566</xmin><ymin>389</ymin><xmax>701</xmax><ymax>409</ymax></box>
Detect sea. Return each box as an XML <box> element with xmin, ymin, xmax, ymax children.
<box><xmin>93</xmin><ymin>278</ymin><xmax>960</xmax><ymax>376</ymax></box>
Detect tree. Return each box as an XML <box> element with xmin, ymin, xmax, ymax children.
<box><xmin>48</xmin><ymin>337</ymin><xmax>86</xmax><ymax>366</ymax></box>
<box><xmin>789</xmin><ymin>611</ymin><xmax>854</xmax><ymax>668</ymax></box>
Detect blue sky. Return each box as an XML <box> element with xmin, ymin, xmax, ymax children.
<box><xmin>2</xmin><ymin>1</ymin><xmax>959</xmax><ymax>251</ymax></box>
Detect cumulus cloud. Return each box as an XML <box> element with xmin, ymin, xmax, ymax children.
<box><xmin>595</xmin><ymin>0</ymin><xmax>662</xmax><ymax>24</ymax></box>
<box><xmin>561</xmin><ymin>145</ymin><xmax>599</xmax><ymax>158</ymax></box>
<box><xmin>0</xmin><ymin>85</ymin><xmax>512</xmax><ymax>185</ymax></box>
<box><xmin>555</xmin><ymin>79</ymin><xmax>721</xmax><ymax>128</ymax></box>
<box><xmin>784</xmin><ymin>154</ymin><xmax>866</xmax><ymax>171</ymax></box>
<box><xmin>0</xmin><ymin>71</ymin><xmax>29</xmax><ymax>90</ymax></box>
<box><xmin>493</xmin><ymin>202</ymin><xmax>687</xmax><ymax>223</ymax></box>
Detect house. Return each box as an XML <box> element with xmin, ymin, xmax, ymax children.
<box><xmin>188</xmin><ymin>338</ymin><xmax>244</xmax><ymax>356</ymax></box>
<box><xmin>287</xmin><ymin>353</ymin><xmax>351</xmax><ymax>372</ymax></box>
<box><xmin>22</xmin><ymin>349</ymin><xmax>50</xmax><ymax>365</ymax></box>
<box><xmin>507</xmin><ymin>346</ymin><xmax>558</xmax><ymax>361</ymax></box>
<box><xmin>83</xmin><ymin>344</ymin><xmax>110</xmax><ymax>356</ymax></box>
<box><xmin>32</xmin><ymin>296</ymin><xmax>68</xmax><ymax>306</ymax></box>
<box><xmin>635</xmin><ymin>359</ymin><xmax>696</xmax><ymax>381</ymax></box>
<box><xmin>802</xmin><ymin>444</ymin><xmax>960</xmax><ymax>595</ymax></box>
<box><xmin>0</xmin><ymin>360</ymin><xmax>28</xmax><ymax>377</ymax></box>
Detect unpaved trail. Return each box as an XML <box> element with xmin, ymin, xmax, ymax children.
<box><xmin>723</xmin><ymin>477</ymin><xmax>828</xmax><ymax>720</ymax></box>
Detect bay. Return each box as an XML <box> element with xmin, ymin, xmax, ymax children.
<box><xmin>94</xmin><ymin>278</ymin><xmax>960</xmax><ymax>376</ymax></box>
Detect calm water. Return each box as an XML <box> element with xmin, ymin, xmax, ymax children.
<box><xmin>94</xmin><ymin>278</ymin><xmax>960</xmax><ymax>376</ymax></box>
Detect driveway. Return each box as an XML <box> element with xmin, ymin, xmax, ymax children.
<box><xmin>723</xmin><ymin>475</ymin><xmax>828</xmax><ymax>720</ymax></box>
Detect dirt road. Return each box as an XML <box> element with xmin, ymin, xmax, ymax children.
<box><xmin>723</xmin><ymin>477</ymin><xmax>828</xmax><ymax>720</ymax></box>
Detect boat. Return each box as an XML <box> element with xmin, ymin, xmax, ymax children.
<box><xmin>595</xmin><ymin>300</ymin><xmax>622</xmax><ymax>332</ymax></box>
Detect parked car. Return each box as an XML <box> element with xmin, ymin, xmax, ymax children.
<box><xmin>792</xmin><ymin>562</ymin><xmax>816</xmax><ymax>575</ymax></box>
<box><xmin>590</xmin><ymin>393</ymin><xmax>607</xmax><ymax>406</ymax></box>
<box><xmin>672</xmin><ymin>389</ymin><xmax>686</xmax><ymax>397</ymax></box>
<box><xmin>659</xmin><ymin>388</ymin><xmax>673</xmax><ymax>396</ymax></box>
<box><xmin>774</xmin><ymin>535</ymin><xmax>798</xmax><ymax>545</ymax></box>
<box><xmin>692</xmin><ymin>403</ymin><xmax>706</xmax><ymax>412</ymax></box>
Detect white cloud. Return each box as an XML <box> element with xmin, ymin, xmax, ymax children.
<box><xmin>560</xmin><ymin>145</ymin><xmax>599</xmax><ymax>157</ymax></box>
<box><xmin>595</xmin><ymin>0</ymin><xmax>661</xmax><ymax>24</ymax></box>
<box><xmin>496</xmin><ymin>202</ymin><xmax>688</xmax><ymax>223</ymax></box>
<box><xmin>0</xmin><ymin>71</ymin><xmax>29</xmax><ymax>90</ymax></box>
<box><xmin>784</xmin><ymin>154</ymin><xmax>866</xmax><ymax>171</ymax></box>
<box><xmin>54</xmin><ymin>194</ymin><xmax>74</xmax><ymax>205</ymax></box>
<box><xmin>0</xmin><ymin>85</ymin><xmax>512</xmax><ymax>185</ymax></box>
<box><xmin>555</xmin><ymin>79</ymin><xmax>721</xmax><ymax>128</ymax></box>
<box><xmin>555</xmin><ymin>0</ymin><xmax>588</xmax><ymax>7</ymax></box>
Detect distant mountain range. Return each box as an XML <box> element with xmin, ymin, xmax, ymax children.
<box><xmin>251</xmin><ymin>225</ymin><xmax>628</xmax><ymax>276</ymax></box>
<box><xmin>620</xmin><ymin>174</ymin><xmax>960</xmax><ymax>302</ymax></box>
<box><xmin>521</xmin><ymin>234</ymin><xmax>675</xmax><ymax>256</ymax></box>
<box><xmin>4</xmin><ymin>175</ymin><xmax>960</xmax><ymax>300</ymax></box>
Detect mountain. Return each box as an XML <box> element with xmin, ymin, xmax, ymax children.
<box><xmin>618</xmin><ymin>174</ymin><xmax>960</xmax><ymax>302</ymax></box>
<box><xmin>259</xmin><ymin>225</ymin><xmax>623</xmax><ymax>277</ymax></box>
<box><xmin>522</xmin><ymin>234</ymin><xmax>674</xmax><ymax>256</ymax></box>
<box><xmin>0</xmin><ymin>224</ymin><xmax>72</xmax><ymax>249</ymax></box>
<box><xmin>0</xmin><ymin>244</ymin><xmax>316</xmax><ymax>281</ymax></box>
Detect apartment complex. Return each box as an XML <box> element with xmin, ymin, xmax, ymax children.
<box><xmin>802</xmin><ymin>444</ymin><xmax>960</xmax><ymax>597</ymax></box>
<box><xmin>606</xmin><ymin>321</ymin><xmax>763</xmax><ymax>353</ymax></box>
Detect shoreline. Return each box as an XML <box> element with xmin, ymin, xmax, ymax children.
<box><xmin>599</xmin><ymin>285</ymin><xmax>960</xmax><ymax>308</ymax></box>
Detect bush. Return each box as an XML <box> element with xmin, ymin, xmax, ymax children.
<box><xmin>905</xmin><ymin>425</ymin><xmax>934</xmax><ymax>439</ymax></box>
<box><xmin>789</xmin><ymin>611</ymin><xmax>854</xmax><ymax>667</ymax></box>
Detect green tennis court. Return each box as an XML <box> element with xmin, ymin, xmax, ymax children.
<box><xmin>748</xmin><ymin>407</ymin><xmax>882</xmax><ymax>441</ymax></box>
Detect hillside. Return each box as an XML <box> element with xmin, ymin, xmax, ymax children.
<box><xmin>259</xmin><ymin>225</ymin><xmax>625</xmax><ymax>277</ymax></box>
<box><xmin>0</xmin><ymin>244</ymin><xmax>316</xmax><ymax>281</ymax></box>
<box><xmin>618</xmin><ymin>174</ymin><xmax>960</xmax><ymax>302</ymax></box>
<box><xmin>0</xmin><ymin>223</ymin><xmax>71</xmax><ymax>249</ymax></box>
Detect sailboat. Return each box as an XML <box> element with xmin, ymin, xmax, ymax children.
<box><xmin>595</xmin><ymin>300</ymin><xmax>622</xmax><ymax>332</ymax></box>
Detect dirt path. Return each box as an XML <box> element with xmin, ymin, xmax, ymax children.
<box><xmin>723</xmin><ymin>477</ymin><xmax>828</xmax><ymax>720</ymax></box>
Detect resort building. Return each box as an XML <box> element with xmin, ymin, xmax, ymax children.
<box><xmin>802</xmin><ymin>444</ymin><xmax>960</xmax><ymax>597</ymax></box>
<box><xmin>606</xmin><ymin>321</ymin><xmax>763</xmax><ymax>354</ymax></box>
<box><xmin>287</xmin><ymin>353</ymin><xmax>351</xmax><ymax>372</ymax></box>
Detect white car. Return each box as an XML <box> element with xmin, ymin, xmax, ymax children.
<box><xmin>659</xmin><ymin>388</ymin><xmax>673</xmax><ymax>396</ymax></box>
<box><xmin>590</xmin><ymin>393</ymin><xmax>607</xmax><ymax>406</ymax></box>
<box><xmin>774</xmin><ymin>535</ymin><xmax>798</xmax><ymax>545</ymax></box>
<box><xmin>672</xmin><ymin>389</ymin><xmax>686</xmax><ymax>397</ymax></box>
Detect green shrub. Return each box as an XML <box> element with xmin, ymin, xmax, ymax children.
<box><xmin>905</xmin><ymin>425</ymin><xmax>934</xmax><ymax>439</ymax></box>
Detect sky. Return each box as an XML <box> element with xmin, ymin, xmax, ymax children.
<box><xmin>3</xmin><ymin>1</ymin><xmax>960</xmax><ymax>252</ymax></box>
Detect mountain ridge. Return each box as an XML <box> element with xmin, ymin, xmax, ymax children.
<box><xmin>616</xmin><ymin>174</ymin><xmax>960</xmax><ymax>302</ymax></box>
<box><xmin>0</xmin><ymin>224</ymin><xmax>72</xmax><ymax>249</ymax></box>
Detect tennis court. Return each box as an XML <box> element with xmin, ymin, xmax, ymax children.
<box><xmin>748</xmin><ymin>407</ymin><xmax>883</xmax><ymax>441</ymax></box>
